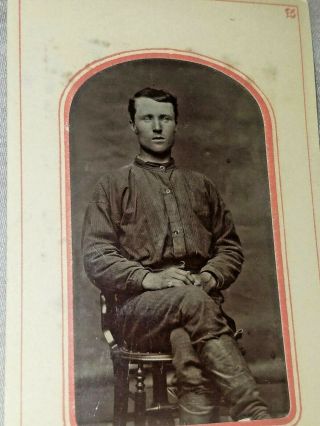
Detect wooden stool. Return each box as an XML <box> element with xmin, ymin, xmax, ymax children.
<box><xmin>101</xmin><ymin>293</ymin><xmax>177</xmax><ymax>426</ymax></box>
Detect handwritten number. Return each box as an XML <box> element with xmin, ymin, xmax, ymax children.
<box><xmin>285</xmin><ymin>8</ymin><xmax>296</xmax><ymax>19</ymax></box>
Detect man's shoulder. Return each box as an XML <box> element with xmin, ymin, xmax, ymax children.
<box><xmin>176</xmin><ymin>166</ymin><xmax>217</xmax><ymax>189</ymax></box>
<box><xmin>96</xmin><ymin>162</ymin><xmax>135</xmax><ymax>187</ymax></box>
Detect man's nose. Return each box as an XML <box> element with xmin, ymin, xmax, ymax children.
<box><xmin>152</xmin><ymin>118</ymin><xmax>162</xmax><ymax>132</ymax></box>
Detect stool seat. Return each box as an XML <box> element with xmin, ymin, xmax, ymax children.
<box><xmin>113</xmin><ymin>347</ymin><xmax>173</xmax><ymax>362</ymax></box>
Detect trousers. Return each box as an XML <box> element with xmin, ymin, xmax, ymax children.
<box><xmin>113</xmin><ymin>286</ymin><xmax>270</xmax><ymax>422</ymax></box>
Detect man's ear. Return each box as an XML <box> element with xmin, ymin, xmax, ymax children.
<box><xmin>130</xmin><ymin>120</ymin><xmax>138</xmax><ymax>134</ymax></box>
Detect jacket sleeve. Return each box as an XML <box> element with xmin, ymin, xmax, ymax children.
<box><xmin>82</xmin><ymin>180</ymin><xmax>149</xmax><ymax>294</ymax></box>
<box><xmin>200</xmin><ymin>181</ymin><xmax>244</xmax><ymax>290</ymax></box>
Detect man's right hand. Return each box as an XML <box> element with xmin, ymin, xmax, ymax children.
<box><xmin>142</xmin><ymin>267</ymin><xmax>195</xmax><ymax>290</ymax></box>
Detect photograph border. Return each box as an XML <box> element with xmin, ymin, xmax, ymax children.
<box><xmin>60</xmin><ymin>48</ymin><xmax>300</xmax><ymax>425</ymax></box>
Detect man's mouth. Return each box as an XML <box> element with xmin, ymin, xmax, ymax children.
<box><xmin>152</xmin><ymin>136</ymin><xmax>165</xmax><ymax>141</ymax></box>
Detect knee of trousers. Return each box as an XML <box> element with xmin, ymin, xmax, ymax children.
<box><xmin>176</xmin><ymin>287</ymin><xmax>231</xmax><ymax>345</ymax></box>
<box><xmin>179</xmin><ymin>286</ymin><xmax>219</xmax><ymax>316</ymax></box>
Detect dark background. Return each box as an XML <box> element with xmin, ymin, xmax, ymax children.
<box><xmin>69</xmin><ymin>59</ymin><xmax>289</xmax><ymax>423</ymax></box>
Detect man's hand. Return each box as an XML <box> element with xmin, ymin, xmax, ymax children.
<box><xmin>142</xmin><ymin>266</ymin><xmax>195</xmax><ymax>290</ymax></box>
<box><xmin>191</xmin><ymin>272</ymin><xmax>217</xmax><ymax>293</ymax></box>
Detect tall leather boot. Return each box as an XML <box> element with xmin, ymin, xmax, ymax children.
<box><xmin>199</xmin><ymin>334</ymin><xmax>271</xmax><ymax>421</ymax></box>
<box><xmin>179</xmin><ymin>403</ymin><xmax>219</xmax><ymax>425</ymax></box>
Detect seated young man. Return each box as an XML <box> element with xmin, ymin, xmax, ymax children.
<box><xmin>82</xmin><ymin>87</ymin><xmax>271</xmax><ymax>423</ymax></box>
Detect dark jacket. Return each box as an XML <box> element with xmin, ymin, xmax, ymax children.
<box><xmin>82</xmin><ymin>157</ymin><xmax>244</xmax><ymax>296</ymax></box>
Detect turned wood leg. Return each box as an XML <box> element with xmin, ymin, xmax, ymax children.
<box><xmin>135</xmin><ymin>363</ymin><xmax>146</xmax><ymax>426</ymax></box>
<box><xmin>152</xmin><ymin>364</ymin><xmax>175</xmax><ymax>426</ymax></box>
<box><xmin>113</xmin><ymin>358</ymin><xmax>130</xmax><ymax>426</ymax></box>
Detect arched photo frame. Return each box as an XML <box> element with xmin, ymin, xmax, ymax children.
<box><xmin>59</xmin><ymin>50</ymin><xmax>299</xmax><ymax>425</ymax></box>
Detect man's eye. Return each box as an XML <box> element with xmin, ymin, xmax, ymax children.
<box><xmin>143</xmin><ymin>116</ymin><xmax>152</xmax><ymax>121</ymax></box>
<box><xmin>162</xmin><ymin>116</ymin><xmax>172</xmax><ymax>122</ymax></box>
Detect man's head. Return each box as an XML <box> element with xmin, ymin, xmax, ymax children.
<box><xmin>128</xmin><ymin>87</ymin><xmax>178</xmax><ymax>124</ymax></box>
<box><xmin>128</xmin><ymin>88</ymin><xmax>178</xmax><ymax>162</ymax></box>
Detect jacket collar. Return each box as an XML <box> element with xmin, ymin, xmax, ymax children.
<box><xmin>134</xmin><ymin>156</ymin><xmax>176</xmax><ymax>171</ymax></box>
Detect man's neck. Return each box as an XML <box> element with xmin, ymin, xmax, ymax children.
<box><xmin>138</xmin><ymin>150</ymin><xmax>172</xmax><ymax>164</ymax></box>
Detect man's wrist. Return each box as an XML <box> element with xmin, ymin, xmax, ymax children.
<box><xmin>142</xmin><ymin>272</ymin><xmax>152</xmax><ymax>290</ymax></box>
<box><xmin>200</xmin><ymin>266</ymin><xmax>225</xmax><ymax>290</ymax></box>
<box><xmin>200</xmin><ymin>271</ymin><xmax>214</xmax><ymax>283</ymax></box>
<box><xmin>199</xmin><ymin>271</ymin><xmax>218</xmax><ymax>293</ymax></box>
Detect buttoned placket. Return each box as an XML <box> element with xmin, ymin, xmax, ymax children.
<box><xmin>157</xmin><ymin>167</ymin><xmax>187</xmax><ymax>258</ymax></box>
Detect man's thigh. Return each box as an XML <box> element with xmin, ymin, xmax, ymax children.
<box><xmin>113</xmin><ymin>286</ymin><xmax>228</xmax><ymax>352</ymax></box>
<box><xmin>114</xmin><ymin>287</ymin><xmax>187</xmax><ymax>351</ymax></box>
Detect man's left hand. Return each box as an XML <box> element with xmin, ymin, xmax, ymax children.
<box><xmin>191</xmin><ymin>272</ymin><xmax>217</xmax><ymax>293</ymax></box>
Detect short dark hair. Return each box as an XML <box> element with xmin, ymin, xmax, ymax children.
<box><xmin>128</xmin><ymin>87</ymin><xmax>178</xmax><ymax>123</ymax></box>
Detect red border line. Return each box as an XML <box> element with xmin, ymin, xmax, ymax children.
<box><xmin>18</xmin><ymin>0</ymin><xmax>23</xmax><ymax>424</ymax></box>
<box><xmin>268</xmin><ymin>98</ymin><xmax>302</xmax><ymax>425</ymax></box>
<box><xmin>64</xmin><ymin>95</ymin><xmax>75</xmax><ymax>425</ymax></box>
<box><xmin>60</xmin><ymin>49</ymin><xmax>299</xmax><ymax>425</ymax></box>
<box><xmin>58</xmin><ymin>92</ymin><xmax>67</xmax><ymax>425</ymax></box>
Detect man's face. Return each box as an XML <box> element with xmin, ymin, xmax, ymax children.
<box><xmin>131</xmin><ymin>97</ymin><xmax>177</xmax><ymax>157</ymax></box>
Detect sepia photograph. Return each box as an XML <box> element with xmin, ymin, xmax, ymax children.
<box><xmin>68</xmin><ymin>57</ymin><xmax>289</xmax><ymax>425</ymax></box>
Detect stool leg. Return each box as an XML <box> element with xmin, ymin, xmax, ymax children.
<box><xmin>113</xmin><ymin>358</ymin><xmax>129</xmax><ymax>426</ymax></box>
<box><xmin>152</xmin><ymin>364</ymin><xmax>175</xmax><ymax>426</ymax></box>
<box><xmin>152</xmin><ymin>364</ymin><xmax>168</xmax><ymax>405</ymax></box>
<box><xmin>135</xmin><ymin>363</ymin><xmax>146</xmax><ymax>426</ymax></box>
